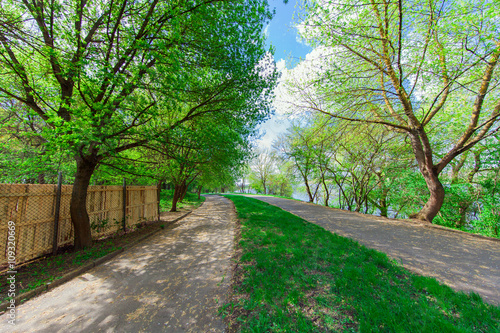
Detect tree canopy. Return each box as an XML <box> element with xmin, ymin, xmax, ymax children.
<box><xmin>0</xmin><ymin>0</ymin><xmax>277</xmax><ymax>248</ymax></box>
<box><xmin>280</xmin><ymin>0</ymin><xmax>500</xmax><ymax>222</ymax></box>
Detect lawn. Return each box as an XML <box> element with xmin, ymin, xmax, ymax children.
<box><xmin>221</xmin><ymin>195</ymin><xmax>500</xmax><ymax>332</ymax></box>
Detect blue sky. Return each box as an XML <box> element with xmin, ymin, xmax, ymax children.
<box><xmin>266</xmin><ymin>0</ymin><xmax>312</xmax><ymax>66</ymax></box>
<box><xmin>255</xmin><ymin>0</ymin><xmax>312</xmax><ymax>150</ymax></box>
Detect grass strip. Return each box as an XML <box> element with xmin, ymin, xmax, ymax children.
<box><xmin>221</xmin><ymin>195</ymin><xmax>500</xmax><ymax>332</ymax></box>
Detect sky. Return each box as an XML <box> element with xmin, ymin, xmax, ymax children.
<box><xmin>254</xmin><ymin>0</ymin><xmax>312</xmax><ymax>150</ymax></box>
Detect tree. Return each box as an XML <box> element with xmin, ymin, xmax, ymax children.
<box><xmin>274</xmin><ymin>123</ymin><xmax>323</xmax><ymax>202</ymax></box>
<box><xmin>291</xmin><ymin>0</ymin><xmax>500</xmax><ymax>222</ymax></box>
<box><xmin>149</xmin><ymin>103</ymin><xmax>261</xmax><ymax>211</ymax></box>
<box><xmin>250</xmin><ymin>149</ymin><xmax>276</xmax><ymax>195</ymax></box>
<box><xmin>0</xmin><ymin>100</ymin><xmax>76</xmax><ymax>183</ymax></box>
<box><xmin>0</xmin><ymin>0</ymin><xmax>276</xmax><ymax>248</ymax></box>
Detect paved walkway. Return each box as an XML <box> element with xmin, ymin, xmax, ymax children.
<box><xmin>1</xmin><ymin>195</ymin><xmax>236</xmax><ymax>332</ymax></box>
<box><xmin>246</xmin><ymin>195</ymin><xmax>500</xmax><ymax>306</ymax></box>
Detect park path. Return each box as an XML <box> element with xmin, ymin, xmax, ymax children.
<box><xmin>246</xmin><ymin>195</ymin><xmax>500</xmax><ymax>306</ymax></box>
<box><xmin>0</xmin><ymin>195</ymin><xmax>236</xmax><ymax>332</ymax></box>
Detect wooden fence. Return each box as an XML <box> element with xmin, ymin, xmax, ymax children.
<box><xmin>0</xmin><ymin>183</ymin><xmax>159</xmax><ymax>267</ymax></box>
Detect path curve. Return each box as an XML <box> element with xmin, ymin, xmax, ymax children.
<box><xmin>246</xmin><ymin>195</ymin><xmax>500</xmax><ymax>306</ymax></box>
<box><xmin>1</xmin><ymin>195</ymin><xmax>235</xmax><ymax>332</ymax></box>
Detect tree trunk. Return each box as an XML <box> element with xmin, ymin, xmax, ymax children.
<box><xmin>179</xmin><ymin>181</ymin><xmax>188</xmax><ymax>202</ymax></box>
<box><xmin>456</xmin><ymin>205</ymin><xmax>468</xmax><ymax>228</ymax></box>
<box><xmin>170</xmin><ymin>184</ymin><xmax>181</xmax><ymax>212</ymax></box>
<box><xmin>197</xmin><ymin>185</ymin><xmax>202</xmax><ymax>200</ymax></box>
<box><xmin>70</xmin><ymin>156</ymin><xmax>97</xmax><ymax>249</ymax></box>
<box><xmin>379</xmin><ymin>197</ymin><xmax>388</xmax><ymax>217</ymax></box>
<box><xmin>38</xmin><ymin>173</ymin><xmax>46</xmax><ymax>184</ymax></box>
<box><xmin>322</xmin><ymin>179</ymin><xmax>329</xmax><ymax>207</ymax></box>
<box><xmin>411</xmin><ymin>170</ymin><xmax>445</xmax><ymax>222</ymax></box>
<box><xmin>304</xmin><ymin>178</ymin><xmax>314</xmax><ymax>203</ymax></box>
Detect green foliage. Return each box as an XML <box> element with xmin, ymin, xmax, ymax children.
<box><xmin>222</xmin><ymin>195</ymin><xmax>500</xmax><ymax>332</ymax></box>
<box><xmin>159</xmin><ymin>189</ymin><xmax>205</xmax><ymax>212</ymax></box>
<box><xmin>267</xmin><ymin>173</ymin><xmax>294</xmax><ymax>197</ymax></box>
<box><xmin>474</xmin><ymin>179</ymin><xmax>500</xmax><ymax>237</ymax></box>
<box><xmin>384</xmin><ymin>169</ymin><xmax>429</xmax><ymax>218</ymax></box>
<box><xmin>282</xmin><ymin>0</ymin><xmax>500</xmax><ymax>222</ymax></box>
<box><xmin>433</xmin><ymin>184</ymin><xmax>476</xmax><ymax>229</ymax></box>
<box><xmin>0</xmin><ymin>0</ymin><xmax>277</xmax><ymax>245</ymax></box>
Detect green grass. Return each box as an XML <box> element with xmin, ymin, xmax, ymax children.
<box><xmin>241</xmin><ymin>193</ymin><xmax>302</xmax><ymax>201</ymax></box>
<box><xmin>221</xmin><ymin>195</ymin><xmax>500</xmax><ymax>332</ymax></box>
<box><xmin>159</xmin><ymin>189</ymin><xmax>205</xmax><ymax>211</ymax></box>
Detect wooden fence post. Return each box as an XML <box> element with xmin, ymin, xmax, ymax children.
<box><xmin>122</xmin><ymin>178</ymin><xmax>127</xmax><ymax>232</ymax></box>
<box><xmin>52</xmin><ymin>172</ymin><xmax>62</xmax><ymax>255</ymax></box>
<box><xmin>157</xmin><ymin>181</ymin><xmax>161</xmax><ymax>223</ymax></box>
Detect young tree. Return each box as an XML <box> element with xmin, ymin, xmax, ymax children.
<box><xmin>291</xmin><ymin>0</ymin><xmax>500</xmax><ymax>222</ymax></box>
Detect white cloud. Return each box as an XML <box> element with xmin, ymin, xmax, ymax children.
<box><xmin>276</xmin><ymin>58</ymin><xmax>286</xmax><ymax>72</ymax></box>
<box><xmin>255</xmin><ymin>45</ymin><xmax>336</xmax><ymax>151</ymax></box>
<box><xmin>273</xmin><ymin>46</ymin><xmax>333</xmax><ymax>117</ymax></box>
<box><xmin>255</xmin><ymin>113</ymin><xmax>290</xmax><ymax>150</ymax></box>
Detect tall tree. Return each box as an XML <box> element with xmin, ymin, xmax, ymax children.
<box><xmin>0</xmin><ymin>0</ymin><xmax>276</xmax><ymax>248</ymax></box>
<box><xmin>290</xmin><ymin>0</ymin><xmax>500</xmax><ymax>222</ymax></box>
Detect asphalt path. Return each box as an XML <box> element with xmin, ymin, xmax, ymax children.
<box><xmin>0</xmin><ymin>195</ymin><xmax>236</xmax><ymax>332</ymax></box>
<box><xmin>245</xmin><ymin>195</ymin><xmax>500</xmax><ymax>306</ymax></box>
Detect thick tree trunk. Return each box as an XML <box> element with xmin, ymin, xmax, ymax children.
<box><xmin>411</xmin><ymin>170</ymin><xmax>445</xmax><ymax>222</ymax></box>
<box><xmin>378</xmin><ymin>185</ymin><xmax>389</xmax><ymax>217</ymax></box>
<box><xmin>70</xmin><ymin>156</ymin><xmax>97</xmax><ymax>249</ymax></box>
<box><xmin>170</xmin><ymin>184</ymin><xmax>182</xmax><ymax>212</ymax></box>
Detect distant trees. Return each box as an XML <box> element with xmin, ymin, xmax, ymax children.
<box><xmin>249</xmin><ymin>150</ymin><xmax>275</xmax><ymax>195</ymax></box>
<box><xmin>274</xmin><ymin>123</ymin><xmax>323</xmax><ymax>203</ymax></box>
<box><xmin>150</xmin><ymin>111</ymin><xmax>258</xmax><ymax>211</ymax></box>
<box><xmin>0</xmin><ymin>1</ymin><xmax>276</xmax><ymax>248</ymax></box>
<box><xmin>273</xmin><ymin>114</ymin><xmax>413</xmax><ymax>211</ymax></box>
<box><xmin>289</xmin><ymin>0</ymin><xmax>500</xmax><ymax>222</ymax></box>
<box><xmin>248</xmin><ymin>149</ymin><xmax>294</xmax><ymax>197</ymax></box>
